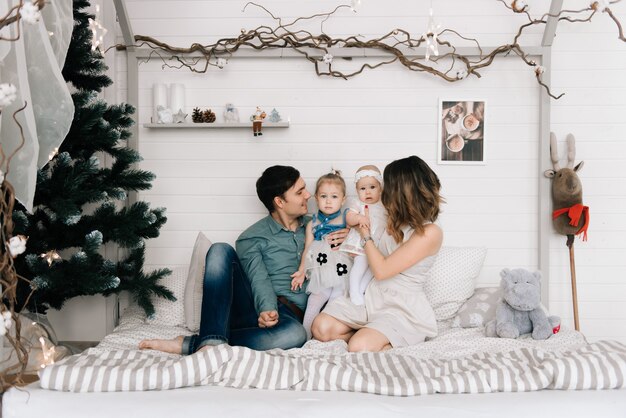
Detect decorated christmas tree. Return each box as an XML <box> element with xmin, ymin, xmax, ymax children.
<box><xmin>11</xmin><ymin>0</ymin><xmax>173</xmax><ymax>316</ymax></box>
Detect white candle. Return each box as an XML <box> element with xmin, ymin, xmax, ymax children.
<box><xmin>152</xmin><ymin>83</ymin><xmax>168</xmax><ymax>123</ymax></box>
<box><xmin>169</xmin><ymin>83</ymin><xmax>186</xmax><ymax>115</ymax></box>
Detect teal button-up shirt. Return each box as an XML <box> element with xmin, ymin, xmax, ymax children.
<box><xmin>235</xmin><ymin>215</ymin><xmax>310</xmax><ymax>314</ymax></box>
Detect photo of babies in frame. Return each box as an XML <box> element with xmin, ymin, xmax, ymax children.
<box><xmin>438</xmin><ymin>99</ymin><xmax>486</xmax><ymax>165</ymax></box>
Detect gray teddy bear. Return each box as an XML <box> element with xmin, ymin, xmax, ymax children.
<box><xmin>485</xmin><ymin>268</ymin><xmax>560</xmax><ymax>340</ymax></box>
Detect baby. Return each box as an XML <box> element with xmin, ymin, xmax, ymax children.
<box><xmin>340</xmin><ymin>165</ymin><xmax>386</xmax><ymax>305</ymax></box>
<box><xmin>291</xmin><ymin>170</ymin><xmax>353</xmax><ymax>339</ymax></box>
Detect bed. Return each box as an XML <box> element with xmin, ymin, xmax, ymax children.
<box><xmin>3</xmin><ymin>246</ymin><xmax>625</xmax><ymax>417</ymax></box>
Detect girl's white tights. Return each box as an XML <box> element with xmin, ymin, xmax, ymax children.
<box><xmin>349</xmin><ymin>255</ymin><xmax>373</xmax><ymax>305</ymax></box>
<box><xmin>303</xmin><ymin>286</ymin><xmax>344</xmax><ymax>340</ymax></box>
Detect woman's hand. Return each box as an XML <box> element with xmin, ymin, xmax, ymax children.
<box><xmin>357</xmin><ymin>213</ymin><xmax>370</xmax><ymax>229</ymax></box>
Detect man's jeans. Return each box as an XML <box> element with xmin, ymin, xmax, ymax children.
<box><xmin>182</xmin><ymin>243</ymin><xmax>307</xmax><ymax>354</ymax></box>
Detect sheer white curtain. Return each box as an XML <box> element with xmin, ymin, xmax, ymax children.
<box><xmin>0</xmin><ymin>0</ymin><xmax>74</xmax><ymax>211</ymax></box>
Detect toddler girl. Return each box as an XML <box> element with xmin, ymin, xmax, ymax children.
<box><xmin>291</xmin><ymin>170</ymin><xmax>353</xmax><ymax>339</ymax></box>
<box><xmin>340</xmin><ymin>165</ymin><xmax>386</xmax><ymax>305</ymax></box>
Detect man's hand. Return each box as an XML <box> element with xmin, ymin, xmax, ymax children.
<box><xmin>258</xmin><ymin>310</ymin><xmax>279</xmax><ymax>328</ymax></box>
<box><xmin>326</xmin><ymin>227</ymin><xmax>350</xmax><ymax>250</ymax></box>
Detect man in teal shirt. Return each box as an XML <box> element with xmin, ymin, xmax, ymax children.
<box><xmin>140</xmin><ymin>165</ymin><xmax>346</xmax><ymax>354</ymax></box>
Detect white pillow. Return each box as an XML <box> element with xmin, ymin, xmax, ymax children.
<box><xmin>424</xmin><ymin>246</ymin><xmax>487</xmax><ymax>321</ymax></box>
<box><xmin>148</xmin><ymin>266</ymin><xmax>187</xmax><ymax>327</ymax></box>
<box><xmin>184</xmin><ymin>232</ymin><xmax>212</xmax><ymax>332</ymax></box>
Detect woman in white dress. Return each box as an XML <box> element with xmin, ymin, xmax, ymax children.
<box><xmin>311</xmin><ymin>155</ymin><xmax>444</xmax><ymax>352</ymax></box>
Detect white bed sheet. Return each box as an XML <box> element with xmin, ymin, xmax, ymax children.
<box><xmin>4</xmin><ymin>381</ymin><xmax>626</xmax><ymax>418</ymax></box>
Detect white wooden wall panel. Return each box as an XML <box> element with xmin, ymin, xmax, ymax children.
<box><xmin>108</xmin><ymin>0</ymin><xmax>625</xmax><ymax>344</ymax></box>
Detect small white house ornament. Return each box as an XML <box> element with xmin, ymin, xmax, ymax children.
<box><xmin>223</xmin><ymin>103</ymin><xmax>240</xmax><ymax>123</ymax></box>
<box><xmin>156</xmin><ymin>105</ymin><xmax>173</xmax><ymax>124</ymax></box>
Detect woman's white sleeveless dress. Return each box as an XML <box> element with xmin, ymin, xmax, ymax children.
<box><xmin>322</xmin><ymin>225</ymin><xmax>438</xmax><ymax>347</ymax></box>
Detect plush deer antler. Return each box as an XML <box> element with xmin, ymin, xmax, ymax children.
<box><xmin>548</xmin><ymin>132</ymin><xmax>562</xmax><ymax>171</ymax></box>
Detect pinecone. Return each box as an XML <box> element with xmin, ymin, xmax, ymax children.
<box><xmin>191</xmin><ymin>107</ymin><xmax>203</xmax><ymax>123</ymax></box>
<box><xmin>202</xmin><ymin>109</ymin><xmax>216</xmax><ymax>123</ymax></box>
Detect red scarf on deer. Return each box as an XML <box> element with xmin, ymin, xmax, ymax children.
<box><xmin>552</xmin><ymin>203</ymin><xmax>589</xmax><ymax>241</ymax></box>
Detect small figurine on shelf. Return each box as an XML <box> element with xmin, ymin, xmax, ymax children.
<box><xmin>173</xmin><ymin>109</ymin><xmax>187</xmax><ymax>123</ymax></box>
<box><xmin>202</xmin><ymin>109</ymin><xmax>216</xmax><ymax>123</ymax></box>
<box><xmin>223</xmin><ymin>103</ymin><xmax>240</xmax><ymax>123</ymax></box>
<box><xmin>250</xmin><ymin>106</ymin><xmax>266</xmax><ymax>136</ymax></box>
<box><xmin>192</xmin><ymin>107</ymin><xmax>203</xmax><ymax>123</ymax></box>
<box><xmin>268</xmin><ymin>108</ymin><xmax>282</xmax><ymax>123</ymax></box>
<box><xmin>156</xmin><ymin>105</ymin><xmax>173</xmax><ymax>124</ymax></box>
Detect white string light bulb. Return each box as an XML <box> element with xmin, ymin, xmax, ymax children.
<box><xmin>88</xmin><ymin>5</ymin><xmax>108</xmax><ymax>52</ymax></box>
<box><xmin>423</xmin><ymin>7</ymin><xmax>441</xmax><ymax>62</ymax></box>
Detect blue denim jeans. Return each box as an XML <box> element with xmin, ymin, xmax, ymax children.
<box><xmin>182</xmin><ymin>243</ymin><xmax>307</xmax><ymax>354</ymax></box>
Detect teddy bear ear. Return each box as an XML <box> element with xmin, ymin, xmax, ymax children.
<box><xmin>533</xmin><ymin>271</ymin><xmax>542</xmax><ymax>281</ymax></box>
<box><xmin>500</xmin><ymin>268</ymin><xmax>510</xmax><ymax>278</ymax></box>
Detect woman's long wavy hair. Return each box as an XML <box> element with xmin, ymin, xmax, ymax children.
<box><xmin>381</xmin><ymin>156</ymin><xmax>443</xmax><ymax>243</ymax></box>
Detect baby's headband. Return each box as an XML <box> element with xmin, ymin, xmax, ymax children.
<box><xmin>354</xmin><ymin>169</ymin><xmax>383</xmax><ymax>185</ymax></box>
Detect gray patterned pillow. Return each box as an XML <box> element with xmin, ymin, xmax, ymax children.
<box><xmin>451</xmin><ymin>286</ymin><xmax>501</xmax><ymax>328</ymax></box>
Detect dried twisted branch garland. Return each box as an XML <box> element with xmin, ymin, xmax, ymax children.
<box><xmin>0</xmin><ymin>0</ymin><xmax>43</xmax><ymax>390</ymax></box>
<box><xmin>0</xmin><ymin>103</ymin><xmax>36</xmax><ymax>391</ymax></box>
<box><xmin>116</xmin><ymin>0</ymin><xmax>625</xmax><ymax>100</ymax></box>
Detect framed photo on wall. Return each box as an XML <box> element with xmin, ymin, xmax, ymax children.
<box><xmin>438</xmin><ymin>99</ymin><xmax>486</xmax><ymax>165</ymax></box>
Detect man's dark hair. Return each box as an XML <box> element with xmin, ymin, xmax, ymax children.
<box><xmin>256</xmin><ymin>165</ymin><xmax>301</xmax><ymax>213</ymax></box>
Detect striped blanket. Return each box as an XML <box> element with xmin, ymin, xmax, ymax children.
<box><xmin>39</xmin><ymin>340</ymin><xmax>626</xmax><ymax>394</ymax></box>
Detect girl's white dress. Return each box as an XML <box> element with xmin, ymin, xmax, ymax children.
<box><xmin>340</xmin><ymin>200</ymin><xmax>386</xmax><ymax>255</ymax></box>
<box><xmin>322</xmin><ymin>225</ymin><xmax>438</xmax><ymax>347</ymax></box>
<box><xmin>305</xmin><ymin>212</ymin><xmax>353</xmax><ymax>294</ymax></box>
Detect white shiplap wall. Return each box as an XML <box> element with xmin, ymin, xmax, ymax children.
<box><xmin>109</xmin><ymin>0</ymin><xmax>625</xmax><ymax>344</ymax></box>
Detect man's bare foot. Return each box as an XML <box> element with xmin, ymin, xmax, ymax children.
<box><xmin>138</xmin><ymin>336</ymin><xmax>184</xmax><ymax>354</ymax></box>
<box><xmin>196</xmin><ymin>345</ymin><xmax>212</xmax><ymax>353</ymax></box>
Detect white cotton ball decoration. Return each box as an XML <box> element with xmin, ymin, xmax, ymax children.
<box><xmin>19</xmin><ymin>0</ymin><xmax>41</xmax><ymax>24</ymax></box>
<box><xmin>8</xmin><ymin>235</ymin><xmax>28</xmax><ymax>257</ymax></box>
<box><xmin>592</xmin><ymin>0</ymin><xmax>609</xmax><ymax>12</ymax></box>
<box><xmin>0</xmin><ymin>83</ymin><xmax>17</xmax><ymax>107</ymax></box>
<box><xmin>216</xmin><ymin>58</ymin><xmax>227</xmax><ymax>69</ymax></box>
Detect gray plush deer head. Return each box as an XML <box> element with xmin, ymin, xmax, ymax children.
<box><xmin>544</xmin><ymin>133</ymin><xmax>585</xmax><ymax>237</ymax></box>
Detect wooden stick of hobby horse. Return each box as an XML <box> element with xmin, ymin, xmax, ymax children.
<box><xmin>567</xmin><ymin>235</ymin><xmax>580</xmax><ymax>331</ymax></box>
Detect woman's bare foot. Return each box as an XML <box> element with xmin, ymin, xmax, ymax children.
<box><xmin>139</xmin><ymin>335</ymin><xmax>184</xmax><ymax>354</ymax></box>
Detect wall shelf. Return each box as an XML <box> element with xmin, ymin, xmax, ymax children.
<box><xmin>143</xmin><ymin>122</ymin><xmax>290</xmax><ymax>129</ymax></box>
